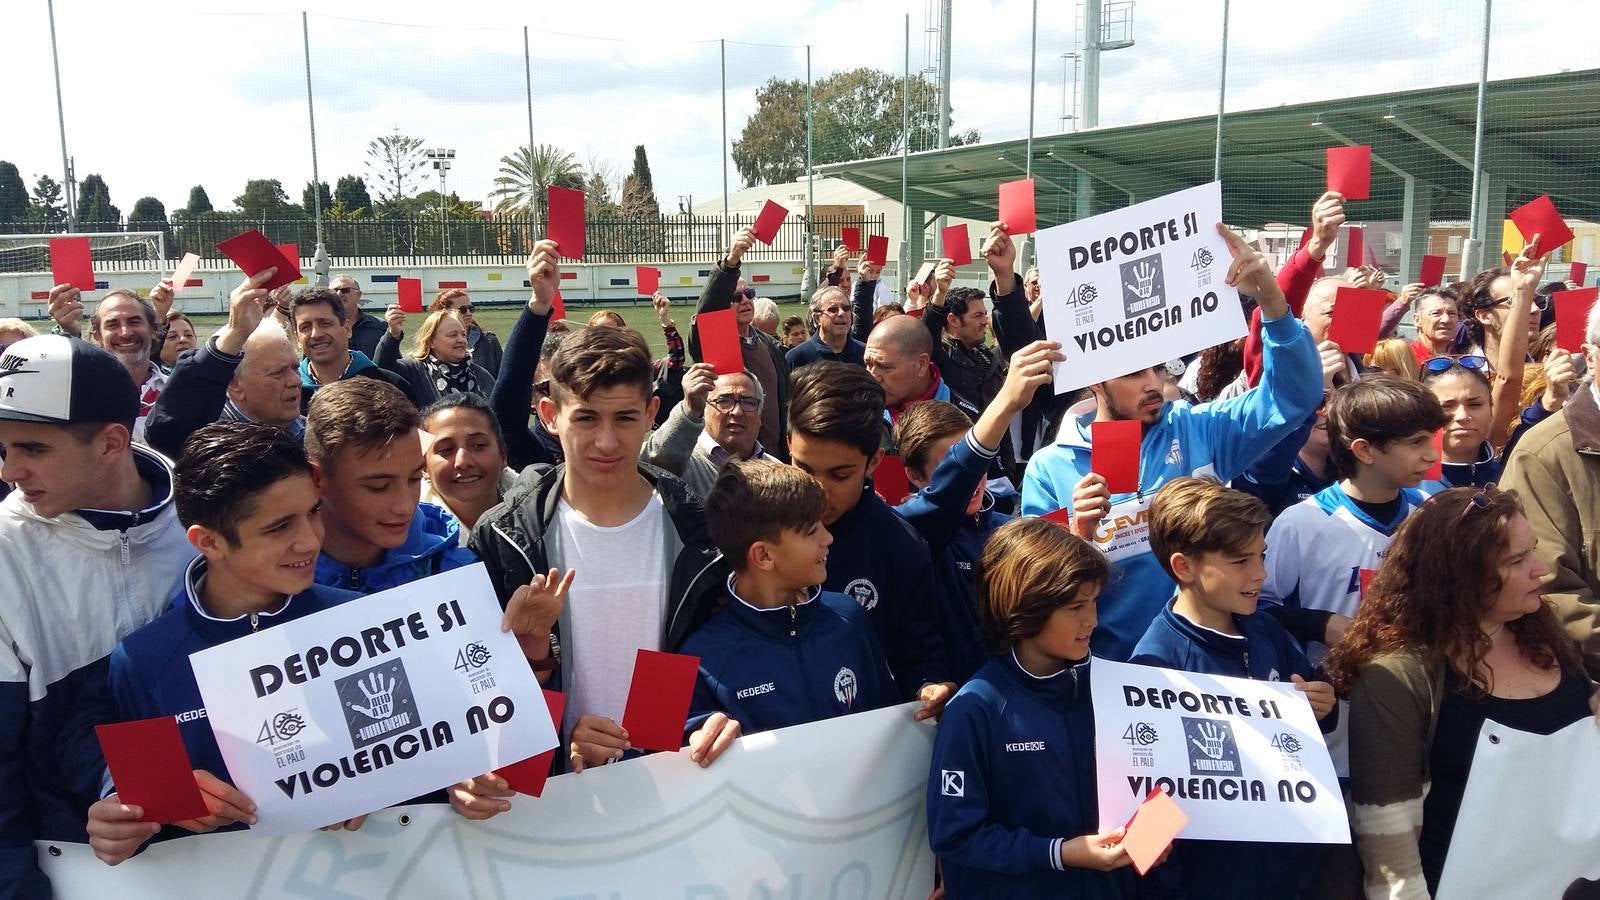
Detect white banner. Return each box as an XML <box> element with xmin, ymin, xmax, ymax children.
<box><xmin>188</xmin><ymin>563</ymin><xmax>557</xmax><ymax>835</ymax></box>
<box><xmin>39</xmin><ymin>703</ymin><xmax>936</xmax><ymax>899</ymax></box>
<box><xmin>1438</xmin><ymin>718</ymin><xmax>1600</xmax><ymax>899</ymax></box>
<box><xmin>1036</xmin><ymin>181</ymin><xmax>1245</xmax><ymax>392</ymax></box>
<box><xmin>1091</xmin><ymin>658</ymin><xmax>1349</xmax><ymax>844</ymax></box>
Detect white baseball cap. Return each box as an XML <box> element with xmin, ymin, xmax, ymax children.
<box><xmin>0</xmin><ymin>334</ymin><xmax>139</xmax><ymax>425</ymax></box>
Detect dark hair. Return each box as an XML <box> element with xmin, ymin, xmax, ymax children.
<box><xmin>894</xmin><ymin>400</ymin><xmax>971</xmax><ymax>477</ymax></box>
<box><xmin>548</xmin><ymin>322</ymin><xmax>653</xmax><ymax>403</ymax></box>
<box><xmin>945</xmin><ymin>287</ymin><xmax>986</xmax><ymax>322</ymax></box>
<box><xmin>979</xmin><ymin>517</ymin><xmax>1109</xmax><ymax>653</ymax></box>
<box><xmin>291</xmin><ymin>286</ymin><xmax>347</xmax><ymax>327</ymax></box>
<box><xmin>421</xmin><ymin>393</ymin><xmax>506</xmax><ymax>457</ymax></box>
<box><xmin>305</xmin><ymin>378</ymin><xmax>420</xmax><ymax>469</ymax></box>
<box><xmin>1325</xmin><ymin>375</ymin><xmax>1447</xmax><ymax>478</ymax></box>
<box><xmin>431</xmin><ymin>288</ymin><xmax>470</xmax><ymax>312</ymax></box>
<box><xmin>1194</xmin><ymin>339</ymin><xmax>1245</xmax><ymax>402</ymax></box>
<box><xmin>788</xmin><ymin>361</ymin><xmax>886</xmax><ymax>458</ymax></box>
<box><xmin>781</xmin><ymin>315</ymin><xmax>805</xmax><ymax>332</ymax></box>
<box><xmin>1148</xmin><ymin>477</ymin><xmax>1269</xmax><ymax>581</ymax></box>
<box><xmin>1455</xmin><ymin>267</ymin><xmax>1510</xmax><ymax>350</ymax></box>
<box><xmin>705</xmin><ymin>459</ymin><xmax>827</xmax><ymax>572</ymax></box>
<box><xmin>1326</xmin><ymin>486</ymin><xmax>1581</xmax><ymax>696</ymax></box>
<box><xmin>90</xmin><ymin>290</ymin><xmax>158</xmax><ymax>338</ymax></box>
<box><xmin>871</xmin><ymin>304</ymin><xmax>904</xmax><ymax>327</ymax></box>
<box><xmin>175</xmin><ymin>421</ymin><xmax>313</xmax><ymax>545</ymax></box>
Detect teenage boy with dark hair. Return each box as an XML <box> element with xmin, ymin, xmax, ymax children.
<box><xmin>1132</xmin><ymin>476</ymin><xmax>1337</xmax><ymax>900</ymax></box>
<box><xmin>472</xmin><ymin>239</ymin><xmax>728</xmax><ymax>774</ymax></box>
<box><xmin>787</xmin><ymin>361</ymin><xmax>953</xmax><ymax>717</ymax></box>
<box><xmin>304</xmin><ymin>378</ymin><xmax>477</xmax><ymax>593</ymax></box>
<box><xmin>677</xmin><ymin>460</ymin><xmax>898</xmax><ymax>766</ymax></box>
<box><xmin>291</xmin><ymin>286</ymin><xmax>418</xmax><ymax>408</ymax></box>
<box><xmin>0</xmin><ymin>336</ymin><xmax>194</xmax><ymax>898</ymax></box>
<box><xmin>1259</xmin><ymin>374</ymin><xmax>1445</xmax><ymax>775</ymax></box>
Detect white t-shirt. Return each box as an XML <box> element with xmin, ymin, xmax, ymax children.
<box><xmin>555</xmin><ymin>493</ymin><xmax>668</xmax><ymax>735</ymax></box>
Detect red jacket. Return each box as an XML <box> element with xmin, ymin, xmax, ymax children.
<box><xmin>1243</xmin><ymin>245</ymin><xmax>1323</xmax><ymax>386</ymax></box>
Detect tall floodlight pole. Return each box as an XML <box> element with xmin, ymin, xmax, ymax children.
<box><xmin>902</xmin><ymin>14</ymin><xmax>911</xmax><ymax>283</ymax></box>
<box><xmin>936</xmin><ymin>0</ymin><xmax>953</xmax><ymax>234</ymax></box>
<box><xmin>302</xmin><ymin>12</ymin><xmax>329</xmax><ymax>284</ymax></box>
<box><xmin>1024</xmin><ymin>0</ymin><xmax>1038</xmax><ymax>268</ymax></box>
<box><xmin>47</xmin><ymin>0</ymin><xmax>75</xmax><ymax>231</ymax></box>
<box><xmin>720</xmin><ymin>40</ymin><xmax>730</xmax><ymax>241</ymax></box>
<box><xmin>524</xmin><ymin>27</ymin><xmax>536</xmax><ymax>156</ymax></box>
<box><xmin>806</xmin><ymin>45</ymin><xmax>815</xmax><ymax>285</ymax></box>
<box><xmin>1213</xmin><ymin>0</ymin><xmax>1230</xmax><ymax>182</ymax></box>
<box><xmin>1463</xmin><ymin>0</ymin><xmax>1492</xmax><ymax>275</ymax></box>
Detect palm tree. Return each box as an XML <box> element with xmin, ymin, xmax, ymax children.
<box><xmin>490</xmin><ymin>144</ymin><xmax>584</xmax><ymax>218</ymax></box>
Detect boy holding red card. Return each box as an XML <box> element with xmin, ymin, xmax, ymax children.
<box><xmin>0</xmin><ymin>336</ymin><xmax>193</xmax><ymax>896</ymax></box>
<box><xmin>678</xmin><ymin>460</ymin><xmax>898</xmax><ymax>760</ymax></box>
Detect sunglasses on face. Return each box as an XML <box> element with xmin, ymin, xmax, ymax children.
<box><xmin>332</xmin><ymin>286</ymin><xmax>358</xmax><ymax>294</ymax></box>
<box><xmin>1422</xmin><ymin>355</ymin><xmax>1488</xmax><ymax>376</ymax></box>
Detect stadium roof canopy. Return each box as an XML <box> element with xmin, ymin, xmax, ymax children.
<box><xmin>816</xmin><ymin>68</ymin><xmax>1600</xmax><ymax>229</ymax></box>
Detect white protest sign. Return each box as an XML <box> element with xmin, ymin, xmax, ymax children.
<box><xmin>1036</xmin><ymin>181</ymin><xmax>1245</xmax><ymax>393</ymax></box>
<box><xmin>1438</xmin><ymin>718</ymin><xmax>1600</xmax><ymax>898</ymax></box>
<box><xmin>40</xmin><ymin>703</ymin><xmax>936</xmax><ymax>899</ymax></box>
<box><xmin>188</xmin><ymin>563</ymin><xmax>556</xmax><ymax>835</ymax></box>
<box><xmin>1091</xmin><ymin>658</ymin><xmax>1349</xmax><ymax>844</ymax></box>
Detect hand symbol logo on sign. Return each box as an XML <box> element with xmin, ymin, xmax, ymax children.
<box><xmin>1190</xmin><ymin>721</ymin><xmax>1229</xmax><ymax>760</ymax></box>
<box><xmin>1126</xmin><ymin>261</ymin><xmax>1159</xmax><ymax>301</ymax></box>
<box><xmin>349</xmin><ymin>673</ymin><xmax>396</xmax><ymax>720</ymax></box>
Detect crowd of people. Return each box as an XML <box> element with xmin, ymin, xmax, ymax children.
<box><xmin>2</xmin><ymin>183</ymin><xmax>1598</xmax><ymax>900</ymax></box>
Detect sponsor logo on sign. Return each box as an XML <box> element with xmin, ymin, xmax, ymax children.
<box><xmin>1182</xmin><ymin>716</ymin><xmax>1243</xmax><ymax>776</ymax></box>
<box><xmin>1120</xmin><ymin>253</ymin><xmax>1167</xmax><ymax>317</ymax></box>
<box><xmin>336</xmin><ymin>661</ymin><xmax>419</xmax><ymax>749</ymax></box>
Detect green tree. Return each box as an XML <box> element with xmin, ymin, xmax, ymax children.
<box><xmin>28</xmin><ymin>175</ymin><xmax>68</xmax><ymax>231</ymax></box>
<box><xmin>127</xmin><ymin>196</ymin><xmax>167</xmax><ymax>230</ymax></box>
<box><xmin>0</xmin><ymin>162</ymin><xmax>28</xmax><ymax>228</ymax></box>
<box><xmin>185</xmin><ymin>185</ymin><xmax>213</xmax><ymax>215</ymax></box>
<box><xmin>235</xmin><ymin>179</ymin><xmax>293</xmax><ymax>220</ymax></box>
<box><xmin>489</xmin><ymin>143</ymin><xmax>583</xmax><ymax>218</ymax></box>
<box><xmin>732</xmin><ymin>68</ymin><xmax>978</xmax><ymax>187</ymax></box>
<box><xmin>621</xmin><ymin>145</ymin><xmax>659</xmax><ymax>217</ymax></box>
<box><xmin>334</xmin><ymin>175</ymin><xmax>373</xmax><ymax>215</ymax></box>
<box><xmin>365</xmin><ymin>129</ymin><xmax>426</xmax><ymax>207</ymax></box>
<box><xmin>76</xmin><ymin>174</ymin><xmax>120</xmax><ymax>230</ymax></box>
<box><xmin>303</xmin><ymin>180</ymin><xmax>333</xmax><ymax>216</ymax></box>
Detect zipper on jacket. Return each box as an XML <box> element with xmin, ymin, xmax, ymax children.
<box><xmin>788</xmin><ymin>603</ymin><xmax>798</xmax><ymax>638</ymax></box>
<box><xmin>1242</xmin><ymin>650</ymin><xmax>1252</xmax><ymax>679</ymax></box>
<box><xmin>118</xmin><ymin>533</ymin><xmax>130</xmax><ymax>565</ymax></box>
<box><xmin>250</xmin><ymin>613</ymin><xmax>260</xmax><ymax>632</ymax></box>
<box><xmin>1070</xmin><ymin>664</ymin><xmax>1080</xmax><ymax>698</ymax></box>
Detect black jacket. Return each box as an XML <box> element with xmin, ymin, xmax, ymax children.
<box><xmin>468</xmin><ymin>326</ymin><xmax>504</xmax><ymax>377</ymax></box>
<box><xmin>688</xmin><ymin>259</ymin><xmax>789</xmax><ymax>450</ymax></box>
<box><xmin>144</xmin><ymin>339</ymin><xmax>238</xmax><ymax>461</ymax></box>
<box><xmin>374</xmin><ymin>331</ymin><xmax>498</xmax><ymax>408</ymax></box>
<box><xmin>349</xmin><ymin>312</ymin><xmax>388</xmax><ymax>360</ymax></box>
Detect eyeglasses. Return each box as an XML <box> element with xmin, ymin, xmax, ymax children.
<box><xmin>332</xmin><ymin>286</ymin><xmax>358</xmax><ymax>294</ymax></box>
<box><xmin>1421</xmin><ymin>355</ymin><xmax>1488</xmax><ymax>376</ymax></box>
<box><xmin>708</xmin><ymin>394</ymin><xmax>760</xmax><ymax>412</ymax></box>
<box><xmin>454</xmin><ymin>304</ymin><xmax>474</xmax><ymax>312</ymax></box>
<box><xmin>819</xmin><ymin>305</ymin><xmax>851</xmax><ymax>317</ymax></box>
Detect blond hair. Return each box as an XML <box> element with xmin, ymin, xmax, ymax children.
<box><xmin>1365</xmin><ymin>338</ymin><xmax>1420</xmax><ymax>380</ymax></box>
<box><xmin>407</xmin><ymin>309</ymin><xmax>465</xmax><ymax>361</ymax></box>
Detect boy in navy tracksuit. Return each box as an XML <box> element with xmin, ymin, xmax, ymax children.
<box><xmin>1129</xmin><ymin>477</ymin><xmax>1338</xmax><ymax>900</ymax></box>
<box><xmin>786</xmin><ymin>361</ymin><xmax>952</xmax><ymax>715</ymax></box>
<box><xmin>679</xmin><ymin>460</ymin><xmax>899</xmax><ymax>764</ymax></box>
<box><xmin>928</xmin><ymin>518</ymin><xmax>1147</xmax><ymax>899</ymax></box>
<box><xmin>893</xmin><ymin>339</ymin><xmax>1063</xmax><ymax>684</ymax></box>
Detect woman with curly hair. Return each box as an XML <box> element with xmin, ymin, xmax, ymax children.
<box><xmin>1326</xmin><ymin>486</ymin><xmax>1598</xmax><ymax>898</ymax></box>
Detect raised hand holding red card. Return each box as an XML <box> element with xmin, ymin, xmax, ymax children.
<box><xmin>1553</xmin><ymin>287</ymin><xmax>1599</xmax><ymax>354</ymax></box>
<box><xmin>697</xmin><ymin>308</ymin><xmax>743</xmax><ymax>375</ymax></box>
<box><xmin>636</xmin><ymin>266</ymin><xmax>660</xmax><ymax>296</ymax></box>
<box><xmin>1326</xmin><ymin>145</ymin><xmax>1372</xmax><ymax>201</ymax></box>
<box><xmin>496</xmin><ymin>689</ymin><xmax>566</xmax><ymax>797</ymax></box>
<box><xmin>999</xmin><ymin>179</ymin><xmax>1037</xmax><ymax>235</ymax></box>
<box><xmin>1327</xmin><ymin>287</ymin><xmax>1388</xmax><ymax>355</ymax></box>
<box><xmin>50</xmin><ymin>236</ymin><xmax>95</xmax><ymax>291</ymax></box>
<box><xmin>941</xmin><ymin>223</ymin><xmax>973</xmax><ymax>266</ymax></box>
<box><xmin>547</xmin><ymin>186</ymin><xmax>586</xmax><ymax>259</ymax></box>
<box><xmin>1091</xmin><ymin>420</ymin><xmax>1142</xmax><ymax>494</ymax></box>
<box><xmin>840</xmin><ymin>227</ymin><xmax>861</xmax><ymax>252</ymax></box>
<box><xmin>865</xmin><ymin>234</ymin><xmax>890</xmax><ymax>267</ymax></box>
<box><xmin>96</xmin><ymin>717</ymin><xmax>209</xmax><ymax>824</ymax></box>
<box><xmin>621</xmin><ymin>649</ymin><xmax>700</xmax><ymax>752</ymax></box>
<box><xmin>1418</xmin><ymin>255</ymin><xmax>1447</xmax><ymax>288</ymax></box>
<box><xmin>751</xmin><ymin>200</ymin><xmax>788</xmax><ymax>245</ymax></box>
<box><xmin>396</xmin><ymin>277</ymin><xmax>424</xmax><ymax>313</ymax></box>
<box><xmin>1508</xmin><ymin>195</ymin><xmax>1573</xmax><ymax>260</ymax></box>
<box><xmin>216</xmin><ymin>230</ymin><xmax>301</xmax><ymax>291</ymax></box>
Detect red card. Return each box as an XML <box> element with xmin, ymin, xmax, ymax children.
<box><xmin>547</xmin><ymin>186</ymin><xmax>586</xmax><ymax>259</ymax></box>
<box><xmin>1345</xmin><ymin>227</ymin><xmax>1364</xmax><ymax>271</ymax></box>
<box><xmin>751</xmin><ymin>200</ymin><xmax>788</xmax><ymax>245</ymax></box>
<box><xmin>1426</xmin><ymin>430</ymin><xmax>1444</xmax><ymax>480</ymax></box>
<box><xmin>620</xmin><ymin>649</ymin><xmax>700</xmax><ymax>753</ymax></box>
<box><xmin>1091</xmin><ymin>419</ymin><xmax>1142</xmax><ymax>494</ymax></box>
<box><xmin>840</xmin><ymin>227</ymin><xmax>861</xmax><ymax>253</ymax></box>
<box><xmin>396</xmin><ymin>277</ymin><xmax>423</xmax><ymax>313</ymax></box>
<box><xmin>1571</xmin><ymin>262</ymin><xmax>1588</xmax><ymax>285</ymax></box>
<box><xmin>999</xmin><ymin>178</ymin><xmax>1037</xmax><ymax>235</ymax></box>
<box><xmin>49</xmin><ymin>236</ymin><xmax>95</xmax><ymax>291</ymax></box>
<box><xmin>551</xmin><ymin>290</ymin><xmax>566</xmax><ymax>321</ymax></box>
<box><xmin>1041</xmin><ymin>508</ymin><xmax>1073</xmax><ymax>528</ymax></box>
<box><xmin>1508</xmin><ymin>195</ymin><xmax>1573</xmax><ymax>260</ymax></box>
<box><xmin>873</xmin><ymin>455</ymin><xmax>912</xmax><ymax>505</ymax></box>
<box><xmin>905</xmin><ymin>307</ymin><xmax>925</xmax><ymax>319</ymax></box>
<box><xmin>170</xmin><ymin>252</ymin><xmax>201</xmax><ymax>294</ymax></box>
<box><xmin>96</xmin><ymin>717</ymin><xmax>208</xmax><ymax>825</ymax></box>
<box><xmin>1359</xmin><ymin>568</ymin><xmax>1376</xmax><ymax>599</ymax></box>
<box><xmin>1326</xmin><ymin>145</ymin><xmax>1371</xmax><ymax>201</ymax></box>
<box><xmin>636</xmin><ymin>266</ymin><xmax>660</xmax><ymax>296</ymax></box>
<box><xmin>1553</xmin><ymin>287</ymin><xmax>1599</xmax><ymax>354</ymax></box>
<box><xmin>496</xmin><ymin>689</ymin><xmax>566</xmax><ymax>797</ymax></box>
<box><xmin>1122</xmin><ymin>787</ymin><xmax>1188</xmax><ymax>876</ymax></box>
<box><xmin>276</xmin><ymin>244</ymin><xmax>299</xmax><ymax>268</ymax></box>
<box><xmin>1418</xmin><ymin>255</ymin><xmax>1447</xmax><ymax>288</ymax></box>
<box><xmin>697</xmin><ymin>308</ymin><xmax>743</xmax><ymax>375</ymax></box>
<box><xmin>865</xmin><ymin>234</ymin><xmax>889</xmax><ymax>267</ymax></box>
<box><xmin>216</xmin><ymin>230</ymin><xmax>301</xmax><ymax>291</ymax></box>
<box><xmin>941</xmin><ymin>223</ymin><xmax>973</xmax><ymax>266</ymax></box>
<box><xmin>1328</xmin><ymin>287</ymin><xmax>1388</xmax><ymax>355</ymax></box>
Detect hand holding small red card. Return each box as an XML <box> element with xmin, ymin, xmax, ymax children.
<box><xmin>496</xmin><ymin>689</ymin><xmax>566</xmax><ymax>797</ymax></box>
<box><xmin>621</xmin><ymin>649</ymin><xmax>700</xmax><ymax>753</ymax></box>
<box><xmin>170</xmin><ymin>252</ymin><xmax>202</xmax><ymax>294</ymax></box>
<box><xmin>840</xmin><ymin>227</ymin><xmax>861</xmax><ymax>253</ymax></box>
<box><xmin>941</xmin><ymin>224</ymin><xmax>972</xmax><ymax>266</ymax></box>
<box><xmin>547</xmin><ymin>186</ymin><xmax>586</xmax><ymax>259</ymax></box>
<box><xmin>1418</xmin><ymin>255</ymin><xmax>1447</xmax><ymax>288</ymax></box>
<box><xmin>1345</xmin><ymin>228</ymin><xmax>1365</xmax><ymax>272</ymax></box>
<box><xmin>865</xmin><ymin>234</ymin><xmax>890</xmax><ymax>267</ymax></box>
<box><xmin>1328</xmin><ymin>287</ymin><xmax>1388</xmax><ymax>355</ymax></box>
<box><xmin>1508</xmin><ymin>195</ymin><xmax>1573</xmax><ymax>260</ymax></box>
<box><xmin>1553</xmin><ymin>287</ymin><xmax>1599</xmax><ymax>354</ymax></box>
<box><xmin>873</xmin><ymin>455</ymin><xmax>912</xmax><ymax>505</ymax></box>
<box><xmin>751</xmin><ymin>200</ymin><xmax>788</xmax><ymax>245</ymax></box>
<box><xmin>1426</xmin><ymin>430</ymin><xmax>1444</xmax><ymax>480</ymax></box>
<box><xmin>396</xmin><ymin>277</ymin><xmax>424</xmax><ymax>313</ymax></box>
<box><xmin>551</xmin><ymin>290</ymin><xmax>566</xmax><ymax>321</ymax></box>
<box><xmin>50</xmin><ymin>237</ymin><xmax>95</xmax><ymax>291</ymax></box>
<box><xmin>1570</xmin><ymin>262</ymin><xmax>1588</xmax><ymax>285</ymax></box>
<box><xmin>1041</xmin><ymin>508</ymin><xmax>1073</xmax><ymax>528</ymax></box>
<box><xmin>1121</xmin><ymin>787</ymin><xmax>1188</xmax><ymax>876</ymax></box>
<box><xmin>1326</xmin><ymin>145</ymin><xmax>1372</xmax><ymax>201</ymax></box>
<box><xmin>1091</xmin><ymin>419</ymin><xmax>1142</xmax><ymax>494</ymax></box>
<box><xmin>697</xmin><ymin>308</ymin><xmax>743</xmax><ymax>375</ymax></box>
<box><xmin>999</xmin><ymin>179</ymin><xmax>1037</xmax><ymax>235</ymax></box>
<box><xmin>636</xmin><ymin>266</ymin><xmax>660</xmax><ymax>296</ymax></box>
<box><xmin>96</xmin><ymin>717</ymin><xmax>209</xmax><ymax>824</ymax></box>
<box><xmin>216</xmin><ymin>230</ymin><xmax>301</xmax><ymax>291</ymax></box>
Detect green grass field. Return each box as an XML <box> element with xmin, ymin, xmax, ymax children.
<box><xmin>181</xmin><ymin>299</ymin><xmax>814</xmax><ymax>359</ymax></box>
